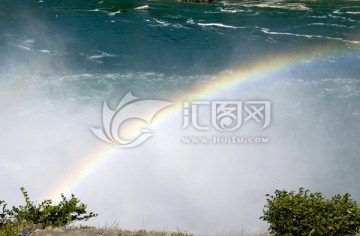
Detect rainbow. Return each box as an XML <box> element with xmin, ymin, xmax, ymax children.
<box><xmin>47</xmin><ymin>42</ymin><xmax>359</xmax><ymax>201</ymax></box>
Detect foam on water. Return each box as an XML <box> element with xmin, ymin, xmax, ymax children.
<box><xmin>108</xmin><ymin>10</ymin><xmax>121</xmax><ymax>16</ymax></box>
<box><xmin>1</xmin><ymin>0</ymin><xmax>360</xmax><ymax>234</ymax></box>
<box><xmin>149</xmin><ymin>18</ymin><xmax>170</xmax><ymax>27</ymax></box>
<box><xmin>303</xmin><ymin>23</ymin><xmax>354</xmax><ymax>28</ymax></box>
<box><xmin>245</xmin><ymin>3</ymin><xmax>310</xmax><ymax>11</ymax></box>
<box><xmin>88</xmin><ymin>52</ymin><xmax>117</xmax><ymax>60</ymax></box>
<box><xmin>220</xmin><ymin>8</ymin><xmax>252</xmax><ymax>13</ymax></box>
<box><xmin>261</xmin><ymin>28</ymin><xmax>360</xmax><ymax>44</ymax></box>
<box><xmin>197</xmin><ymin>23</ymin><xmax>241</xmax><ymax>29</ymax></box>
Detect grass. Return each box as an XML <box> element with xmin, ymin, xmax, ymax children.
<box><xmin>116</xmin><ymin>230</ymin><xmax>270</xmax><ymax>236</ymax></box>
<box><xmin>117</xmin><ymin>230</ymin><xmax>194</xmax><ymax>236</ymax></box>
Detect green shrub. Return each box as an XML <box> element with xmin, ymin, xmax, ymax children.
<box><xmin>0</xmin><ymin>187</ymin><xmax>98</xmax><ymax>235</ymax></box>
<box><xmin>261</xmin><ymin>188</ymin><xmax>360</xmax><ymax>236</ymax></box>
<box><xmin>10</xmin><ymin>187</ymin><xmax>98</xmax><ymax>227</ymax></box>
<box><xmin>0</xmin><ymin>200</ymin><xmax>8</xmax><ymax>226</ymax></box>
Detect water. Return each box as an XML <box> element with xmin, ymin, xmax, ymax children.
<box><xmin>0</xmin><ymin>0</ymin><xmax>359</xmax><ymax>234</ymax></box>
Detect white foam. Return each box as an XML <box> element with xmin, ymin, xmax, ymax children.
<box><xmin>186</xmin><ymin>18</ymin><xmax>195</xmax><ymax>25</ymax></box>
<box><xmin>333</xmin><ymin>7</ymin><xmax>360</xmax><ymax>16</ymax></box>
<box><xmin>155</xmin><ymin>19</ymin><xmax>170</xmax><ymax>26</ymax></box>
<box><xmin>12</xmin><ymin>39</ymin><xmax>35</xmax><ymax>51</ymax></box>
<box><xmin>308</xmin><ymin>15</ymin><xmax>328</xmax><ymax>19</ymax></box>
<box><xmin>14</xmin><ymin>45</ymin><xmax>32</xmax><ymax>51</ymax></box>
<box><xmin>87</xmin><ymin>8</ymin><xmax>101</xmax><ymax>12</ymax></box>
<box><xmin>25</xmin><ymin>39</ymin><xmax>35</xmax><ymax>44</ymax></box>
<box><xmin>85</xmin><ymin>8</ymin><xmax>114</xmax><ymax>15</ymax></box>
<box><xmin>219</xmin><ymin>0</ymin><xmax>229</xmax><ymax>5</ymax></box>
<box><xmin>220</xmin><ymin>8</ymin><xmax>251</xmax><ymax>13</ymax></box>
<box><xmin>173</xmin><ymin>23</ymin><xmax>187</xmax><ymax>29</ymax></box>
<box><xmin>37</xmin><ymin>49</ymin><xmax>65</xmax><ymax>56</ymax></box>
<box><xmin>261</xmin><ymin>28</ymin><xmax>360</xmax><ymax>44</ymax></box>
<box><xmin>38</xmin><ymin>49</ymin><xmax>52</xmax><ymax>54</ymax></box>
<box><xmin>134</xmin><ymin>5</ymin><xmax>149</xmax><ymax>11</ymax></box>
<box><xmin>247</xmin><ymin>3</ymin><xmax>310</xmax><ymax>11</ymax></box>
<box><xmin>108</xmin><ymin>10</ymin><xmax>121</xmax><ymax>16</ymax></box>
<box><xmin>155</xmin><ymin>19</ymin><xmax>169</xmax><ymax>26</ymax></box>
<box><xmin>148</xmin><ymin>19</ymin><xmax>170</xmax><ymax>27</ymax></box>
<box><xmin>299</xmin><ymin>23</ymin><xmax>354</xmax><ymax>28</ymax></box>
<box><xmin>89</xmin><ymin>52</ymin><xmax>116</xmax><ymax>60</ymax></box>
<box><xmin>198</xmin><ymin>23</ymin><xmax>240</xmax><ymax>29</ymax></box>
<box><xmin>346</xmin><ymin>11</ymin><xmax>360</xmax><ymax>14</ymax></box>
<box><xmin>328</xmin><ymin>14</ymin><xmax>357</xmax><ymax>22</ymax></box>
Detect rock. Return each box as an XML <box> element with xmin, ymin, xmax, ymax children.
<box><xmin>34</xmin><ymin>224</ymin><xmax>44</xmax><ymax>230</ymax></box>
<box><xmin>52</xmin><ymin>227</ymin><xmax>64</xmax><ymax>233</ymax></box>
<box><xmin>134</xmin><ymin>5</ymin><xmax>150</xmax><ymax>10</ymax></box>
<box><xmin>19</xmin><ymin>223</ymin><xmax>44</xmax><ymax>236</ymax></box>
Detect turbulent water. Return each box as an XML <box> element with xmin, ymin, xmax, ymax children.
<box><xmin>0</xmin><ymin>0</ymin><xmax>360</xmax><ymax>234</ymax></box>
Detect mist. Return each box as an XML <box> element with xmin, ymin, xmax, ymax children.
<box><xmin>1</xmin><ymin>1</ymin><xmax>360</xmax><ymax>235</ymax></box>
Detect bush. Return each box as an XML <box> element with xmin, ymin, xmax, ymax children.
<box><xmin>0</xmin><ymin>201</ymin><xmax>9</xmax><ymax>226</ymax></box>
<box><xmin>261</xmin><ymin>188</ymin><xmax>360</xmax><ymax>236</ymax></box>
<box><xmin>0</xmin><ymin>187</ymin><xmax>98</xmax><ymax>235</ymax></box>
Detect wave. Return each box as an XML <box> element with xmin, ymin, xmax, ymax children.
<box><xmin>245</xmin><ymin>3</ymin><xmax>310</xmax><ymax>11</ymax></box>
<box><xmin>310</xmin><ymin>23</ymin><xmax>353</xmax><ymax>28</ymax></box>
<box><xmin>11</xmin><ymin>39</ymin><xmax>35</xmax><ymax>51</ymax></box>
<box><xmin>147</xmin><ymin>18</ymin><xmax>187</xmax><ymax>29</ymax></box>
<box><xmin>85</xmin><ymin>8</ymin><xmax>104</xmax><ymax>12</ymax></box>
<box><xmin>37</xmin><ymin>50</ymin><xmax>52</xmax><ymax>54</ymax></box>
<box><xmin>88</xmin><ymin>52</ymin><xmax>116</xmax><ymax>62</ymax></box>
<box><xmin>261</xmin><ymin>28</ymin><xmax>360</xmax><ymax>44</ymax></box>
<box><xmin>153</xmin><ymin>19</ymin><xmax>170</xmax><ymax>27</ymax></box>
<box><xmin>37</xmin><ymin>49</ymin><xmax>66</xmax><ymax>56</ymax></box>
<box><xmin>14</xmin><ymin>44</ymin><xmax>32</xmax><ymax>51</ymax></box>
<box><xmin>146</xmin><ymin>18</ymin><xmax>170</xmax><ymax>27</ymax></box>
<box><xmin>333</xmin><ymin>6</ymin><xmax>360</xmax><ymax>15</ymax></box>
<box><xmin>219</xmin><ymin>1</ymin><xmax>310</xmax><ymax>11</ymax></box>
<box><xmin>108</xmin><ymin>10</ymin><xmax>121</xmax><ymax>16</ymax></box>
<box><xmin>308</xmin><ymin>15</ymin><xmax>328</xmax><ymax>19</ymax></box>
<box><xmin>186</xmin><ymin>18</ymin><xmax>195</xmax><ymax>25</ymax></box>
<box><xmin>197</xmin><ymin>23</ymin><xmax>241</xmax><ymax>29</ymax></box>
<box><xmin>85</xmin><ymin>8</ymin><xmax>121</xmax><ymax>17</ymax></box>
<box><xmin>346</xmin><ymin>11</ymin><xmax>360</xmax><ymax>14</ymax></box>
<box><xmin>328</xmin><ymin>14</ymin><xmax>358</xmax><ymax>22</ymax></box>
<box><xmin>220</xmin><ymin>8</ymin><xmax>252</xmax><ymax>13</ymax></box>
<box><xmin>295</xmin><ymin>23</ymin><xmax>354</xmax><ymax>29</ymax></box>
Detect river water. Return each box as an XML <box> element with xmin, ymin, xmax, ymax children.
<box><xmin>0</xmin><ymin>0</ymin><xmax>359</xmax><ymax>234</ymax></box>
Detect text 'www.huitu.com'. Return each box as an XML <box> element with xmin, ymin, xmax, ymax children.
<box><xmin>181</xmin><ymin>136</ymin><xmax>270</xmax><ymax>144</ymax></box>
